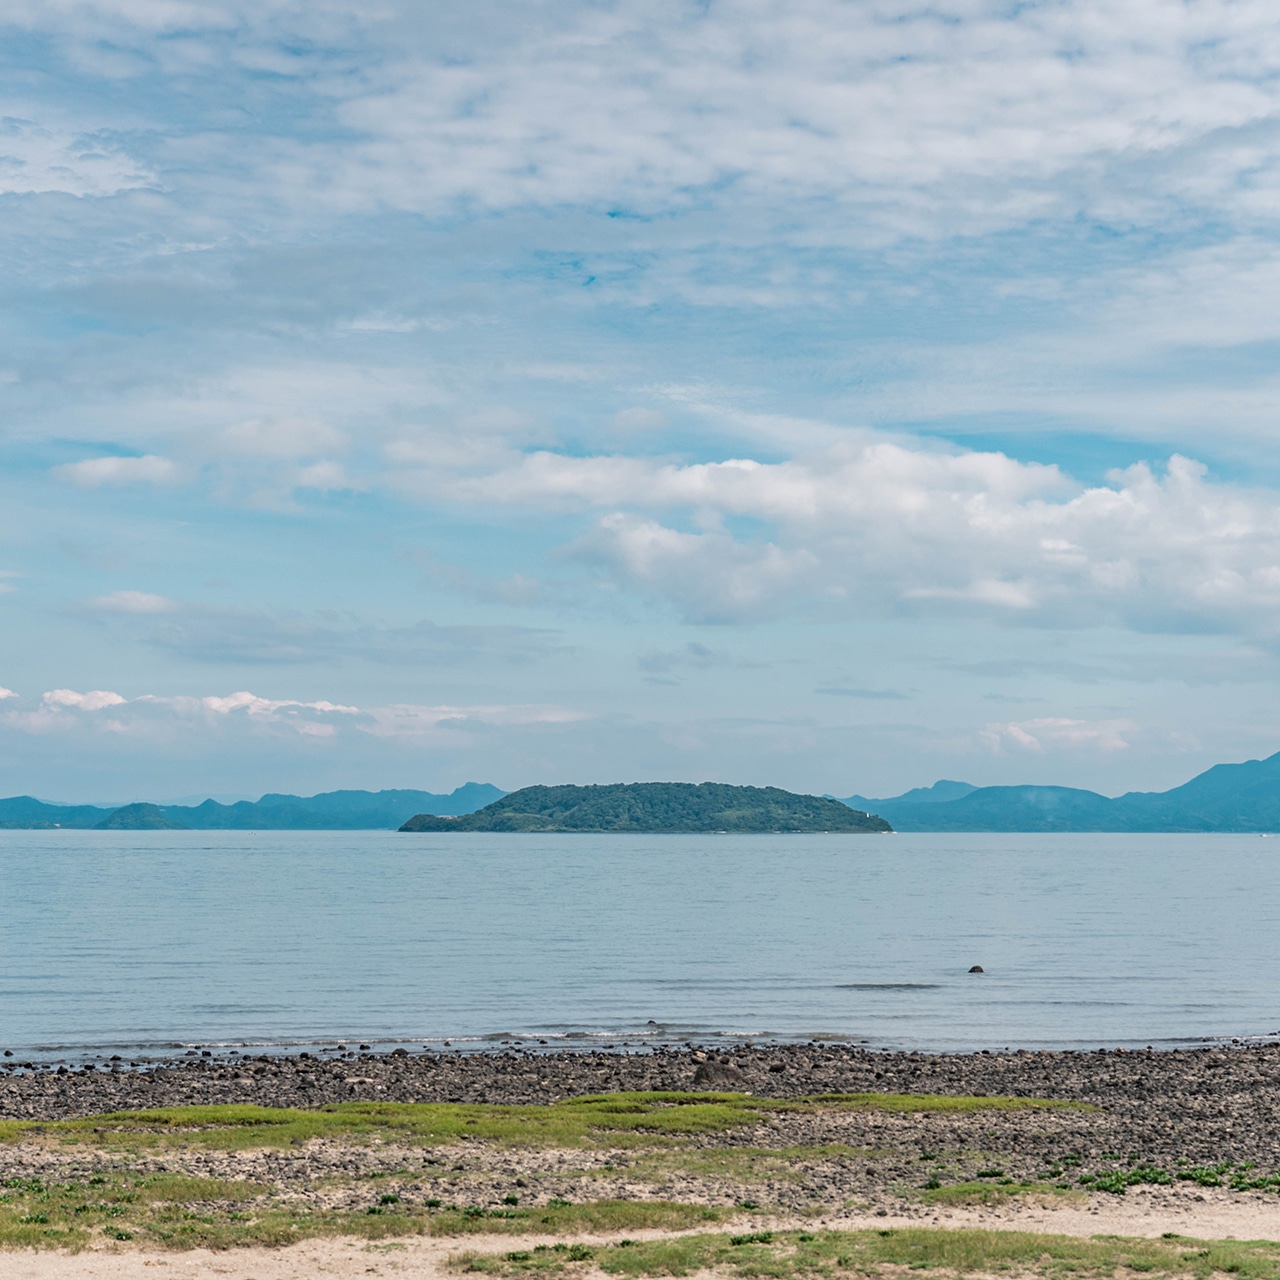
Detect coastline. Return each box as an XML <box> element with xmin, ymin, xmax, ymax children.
<box><xmin>5</xmin><ymin>1041</ymin><xmax>1278</xmax><ymax>1158</ymax></box>
<box><xmin>7</xmin><ymin>1044</ymin><xmax>1280</xmax><ymax>1275</ymax></box>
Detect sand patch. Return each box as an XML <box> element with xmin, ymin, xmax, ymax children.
<box><xmin>10</xmin><ymin>1196</ymin><xmax>1280</xmax><ymax>1280</ymax></box>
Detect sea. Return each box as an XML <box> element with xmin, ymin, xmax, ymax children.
<box><xmin>2</xmin><ymin>830</ymin><xmax>1278</xmax><ymax>1063</ymax></box>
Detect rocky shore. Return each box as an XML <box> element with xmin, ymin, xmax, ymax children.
<box><xmin>4</xmin><ymin>1041</ymin><xmax>1280</xmax><ymax>1170</ymax></box>
<box><xmin>6</xmin><ymin>1043</ymin><xmax>1280</xmax><ymax>1245</ymax></box>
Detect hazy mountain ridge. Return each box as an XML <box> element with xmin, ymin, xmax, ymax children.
<box><xmin>840</xmin><ymin>752</ymin><xmax>1280</xmax><ymax>831</ymax></box>
<box><xmin>402</xmin><ymin>782</ymin><xmax>893</xmax><ymax>833</ymax></box>
<box><xmin>0</xmin><ymin>784</ymin><xmax>505</xmax><ymax>830</ymax></box>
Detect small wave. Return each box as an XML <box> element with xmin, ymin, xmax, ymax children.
<box><xmin>834</xmin><ymin>983</ymin><xmax>941</xmax><ymax>991</ymax></box>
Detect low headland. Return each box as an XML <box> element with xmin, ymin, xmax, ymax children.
<box><xmin>399</xmin><ymin>782</ymin><xmax>892</xmax><ymax>833</ymax></box>
<box><xmin>4</xmin><ymin>1042</ymin><xmax>1280</xmax><ymax>1276</ymax></box>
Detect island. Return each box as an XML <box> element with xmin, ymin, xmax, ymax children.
<box><xmin>399</xmin><ymin>782</ymin><xmax>893</xmax><ymax>833</ymax></box>
<box><xmin>94</xmin><ymin>802</ymin><xmax>187</xmax><ymax>830</ymax></box>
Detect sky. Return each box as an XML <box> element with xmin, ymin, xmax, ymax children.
<box><xmin>5</xmin><ymin>0</ymin><xmax>1280</xmax><ymax>803</ymax></box>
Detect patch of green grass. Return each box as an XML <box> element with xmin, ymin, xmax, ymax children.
<box><xmin>0</xmin><ymin>1176</ymin><xmax>720</xmax><ymax>1254</ymax></box>
<box><xmin>919</xmin><ymin>1180</ymin><xmax>1078</xmax><ymax>1207</ymax></box>
<box><xmin>429</xmin><ymin>1201</ymin><xmax>722</xmax><ymax>1238</ymax></box>
<box><xmin>0</xmin><ymin>1172</ymin><xmax>269</xmax><ymax>1252</ymax></box>
<box><xmin>0</xmin><ymin>1092</ymin><xmax>1090</xmax><ymax>1155</ymax></box>
<box><xmin>452</xmin><ymin>1227</ymin><xmax>1280</xmax><ymax>1279</ymax></box>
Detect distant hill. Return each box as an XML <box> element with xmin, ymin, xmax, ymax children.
<box><xmin>0</xmin><ymin>784</ymin><xmax>504</xmax><ymax>830</ymax></box>
<box><xmin>839</xmin><ymin>751</ymin><xmax>1280</xmax><ymax>831</ymax></box>
<box><xmin>401</xmin><ymin>782</ymin><xmax>893</xmax><ymax>833</ymax></box>
<box><xmin>0</xmin><ymin>796</ymin><xmax>116</xmax><ymax>829</ymax></box>
<box><xmin>841</xmin><ymin>780</ymin><xmax>977</xmax><ymax>809</ymax></box>
<box><xmin>156</xmin><ymin>784</ymin><xmax>505</xmax><ymax>829</ymax></box>
<box><xmin>95</xmin><ymin>803</ymin><xmax>187</xmax><ymax>830</ymax></box>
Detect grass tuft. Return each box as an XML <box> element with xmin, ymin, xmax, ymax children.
<box><xmin>0</xmin><ymin>1092</ymin><xmax>1090</xmax><ymax>1155</ymax></box>
<box><xmin>452</xmin><ymin>1227</ymin><xmax>1280</xmax><ymax>1279</ymax></box>
<box><xmin>0</xmin><ymin>1176</ymin><xmax>720</xmax><ymax>1253</ymax></box>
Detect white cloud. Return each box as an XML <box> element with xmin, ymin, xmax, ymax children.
<box><xmin>18</xmin><ymin>0</ymin><xmax>1279</xmax><ymax>245</ymax></box>
<box><xmin>0</xmin><ymin>687</ymin><xmax>17</xmax><ymax>700</ymax></box>
<box><xmin>53</xmin><ymin>455</ymin><xmax>178</xmax><ymax>487</ymax></box>
<box><xmin>87</xmin><ymin>590</ymin><xmax>178</xmax><ymax>614</ymax></box>
<box><xmin>43</xmin><ymin>688</ymin><xmax>128</xmax><ymax>710</ymax></box>
<box><xmin>0</xmin><ymin>684</ymin><xmax>583</xmax><ymax>747</ymax></box>
<box><xmin>401</xmin><ymin>435</ymin><xmax>1280</xmax><ymax>632</ymax></box>
<box><xmin>0</xmin><ymin>116</ymin><xmax>152</xmax><ymax>197</ymax></box>
<box><xmin>135</xmin><ymin>691</ymin><xmax>363</xmax><ymax>721</ymax></box>
<box><xmin>979</xmin><ymin>717</ymin><xmax>1137</xmax><ymax>755</ymax></box>
<box><xmin>302</xmin><ymin>0</ymin><xmax>1280</xmax><ymax>242</ymax></box>
<box><xmin>364</xmin><ymin>703</ymin><xmax>588</xmax><ymax>739</ymax></box>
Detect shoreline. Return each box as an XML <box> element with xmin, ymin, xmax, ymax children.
<box><xmin>7</xmin><ymin>1045</ymin><xmax>1280</xmax><ymax>1273</ymax></box>
<box><xmin>5</xmin><ymin>1025</ymin><xmax>1273</xmax><ymax>1069</ymax></box>
<box><xmin>5</xmin><ymin>1040</ymin><xmax>1280</xmax><ymax>1141</ymax></box>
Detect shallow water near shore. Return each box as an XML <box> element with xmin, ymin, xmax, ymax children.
<box><xmin>1</xmin><ymin>830</ymin><xmax>1278</xmax><ymax>1060</ymax></box>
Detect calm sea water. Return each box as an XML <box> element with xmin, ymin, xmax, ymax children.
<box><xmin>1</xmin><ymin>830</ymin><xmax>1278</xmax><ymax>1061</ymax></box>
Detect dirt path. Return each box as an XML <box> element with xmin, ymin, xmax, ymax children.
<box><xmin>10</xmin><ymin>1193</ymin><xmax>1280</xmax><ymax>1280</ymax></box>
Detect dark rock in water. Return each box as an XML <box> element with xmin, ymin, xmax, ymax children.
<box><xmin>969</xmin><ymin>964</ymin><xmax>985</xmax><ymax>973</ymax></box>
<box><xmin>94</xmin><ymin>803</ymin><xmax>187</xmax><ymax>831</ymax></box>
<box><xmin>693</xmin><ymin>1058</ymin><xmax>745</xmax><ymax>1087</ymax></box>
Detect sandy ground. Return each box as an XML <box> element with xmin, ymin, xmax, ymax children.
<box><xmin>9</xmin><ymin>1192</ymin><xmax>1280</xmax><ymax>1280</ymax></box>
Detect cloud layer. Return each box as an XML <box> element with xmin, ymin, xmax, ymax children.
<box><xmin>6</xmin><ymin>1</ymin><xmax>1280</xmax><ymax>797</ymax></box>
<box><xmin>1</xmin><ymin>686</ymin><xmax>583</xmax><ymax>745</ymax></box>
<box><xmin>388</xmin><ymin>439</ymin><xmax>1280</xmax><ymax>633</ymax></box>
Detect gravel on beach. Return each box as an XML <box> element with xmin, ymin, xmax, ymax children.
<box><xmin>6</xmin><ymin>1044</ymin><xmax>1280</xmax><ymax>1227</ymax></box>
<box><xmin>4</xmin><ymin>1042</ymin><xmax>1280</xmax><ymax>1170</ymax></box>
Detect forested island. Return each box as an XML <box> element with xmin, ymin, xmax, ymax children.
<box><xmin>399</xmin><ymin>782</ymin><xmax>892</xmax><ymax>833</ymax></box>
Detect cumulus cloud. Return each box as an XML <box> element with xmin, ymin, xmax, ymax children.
<box><xmin>43</xmin><ymin>688</ymin><xmax>127</xmax><ymax>710</ymax></box>
<box><xmin>979</xmin><ymin>717</ymin><xmax>1137</xmax><ymax>755</ymax></box>
<box><xmin>402</xmin><ymin>437</ymin><xmax>1280</xmax><ymax>633</ymax></box>
<box><xmin>53</xmin><ymin>455</ymin><xmax>178</xmax><ymax>487</ymax></box>
<box><xmin>0</xmin><ymin>687</ymin><xmax>17</xmax><ymax>700</ymax></box>
<box><xmin>141</xmin><ymin>690</ymin><xmax>359</xmax><ymax>717</ymax></box>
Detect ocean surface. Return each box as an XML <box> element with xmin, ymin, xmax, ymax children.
<box><xmin>2</xmin><ymin>830</ymin><xmax>1278</xmax><ymax>1062</ymax></box>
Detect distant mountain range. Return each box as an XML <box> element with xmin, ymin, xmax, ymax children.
<box><xmin>840</xmin><ymin>751</ymin><xmax>1280</xmax><ymax>831</ymax></box>
<box><xmin>402</xmin><ymin>782</ymin><xmax>893</xmax><ymax>834</ymax></box>
<box><xmin>10</xmin><ymin>750</ymin><xmax>1280</xmax><ymax>833</ymax></box>
<box><xmin>0</xmin><ymin>784</ymin><xmax>505</xmax><ymax>830</ymax></box>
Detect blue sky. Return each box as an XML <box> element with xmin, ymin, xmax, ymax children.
<box><xmin>5</xmin><ymin>0</ymin><xmax>1280</xmax><ymax>802</ymax></box>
